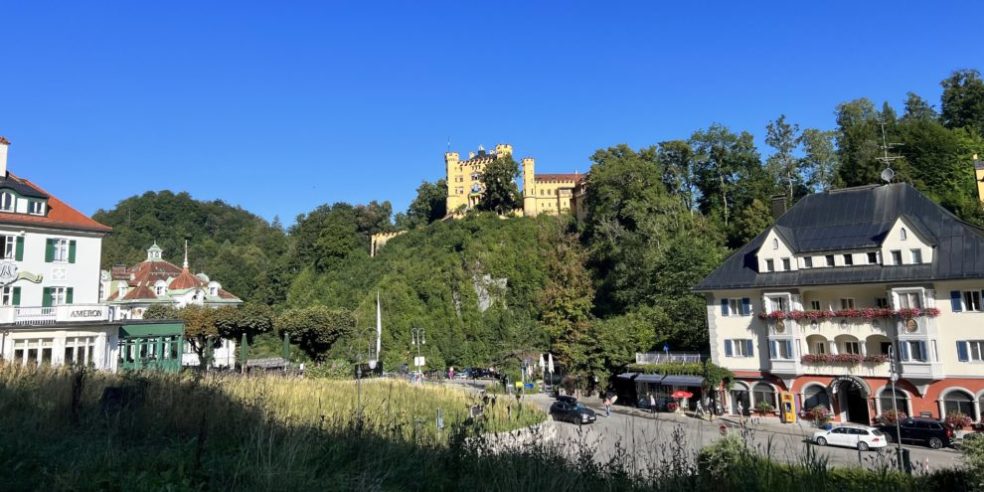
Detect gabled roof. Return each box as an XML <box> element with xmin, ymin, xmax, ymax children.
<box><xmin>123</xmin><ymin>285</ymin><xmax>158</xmax><ymax>301</ymax></box>
<box><xmin>695</xmin><ymin>183</ymin><xmax>984</xmax><ymax>291</ymax></box>
<box><xmin>0</xmin><ymin>173</ymin><xmax>111</xmax><ymax>233</ymax></box>
<box><xmin>169</xmin><ymin>268</ymin><xmax>204</xmax><ymax>290</ymax></box>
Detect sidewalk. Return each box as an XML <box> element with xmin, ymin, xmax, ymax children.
<box><xmin>718</xmin><ymin>415</ymin><xmax>816</xmax><ymax>439</ymax></box>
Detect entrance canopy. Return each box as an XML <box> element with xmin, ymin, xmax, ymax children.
<box><xmin>635</xmin><ymin>373</ymin><xmax>664</xmax><ymax>383</ymax></box>
<box><xmin>661</xmin><ymin>375</ymin><xmax>704</xmax><ymax>387</ymax></box>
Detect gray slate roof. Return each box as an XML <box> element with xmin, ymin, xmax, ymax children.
<box><xmin>0</xmin><ymin>174</ymin><xmax>48</xmax><ymax>198</ymax></box>
<box><xmin>695</xmin><ymin>183</ymin><xmax>984</xmax><ymax>291</ymax></box>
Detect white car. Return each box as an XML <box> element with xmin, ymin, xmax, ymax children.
<box><xmin>812</xmin><ymin>424</ymin><xmax>888</xmax><ymax>451</ymax></box>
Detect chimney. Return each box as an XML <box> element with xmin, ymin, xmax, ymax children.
<box><xmin>770</xmin><ymin>195</ymin><xmax>787</xmax><ymax>219</ymax></box>
<box><xmin>0</xmin><ymin>137</ymin><xmax>8</xmax><ymax>177</ymax></box>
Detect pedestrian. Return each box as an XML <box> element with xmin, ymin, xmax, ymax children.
<box><xmin>604</xmin><ymin>397</ymin><xmax>612</xmax><ymax>417</ymax></box>
<box><xmin>649</xmin><ymin>393</ymin><xmax>656</xmax><ymax>415</ymax></box>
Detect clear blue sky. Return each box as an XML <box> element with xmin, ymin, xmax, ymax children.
<box><xmin>2</xmin><ymin>1</ymin><xmax>982</xmax><ymax>224</ymax></box>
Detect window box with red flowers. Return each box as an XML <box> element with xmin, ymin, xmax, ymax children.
<box><xmin>800</xmin><ymin>353</ymin><xmax>890</xmax><ymax>365</ymax></box>
<box><xmin>759</xmin><ymin>308</ymin><xmax>939</xmax><ymax>322</ymax></box>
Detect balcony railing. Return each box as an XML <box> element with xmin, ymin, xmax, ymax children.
<box><xmin>0</xmin><ymin>304</ymin><xmax>113</xmax><ymax>326</ymax></box>
<box><xmin>635</xmin><ymin>352</ymin><xmax>703</xmax><ymax>364</ymax></box>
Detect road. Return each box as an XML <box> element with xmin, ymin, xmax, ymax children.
<box><xmin>521</xmin><ymin>393</ymin><xmax>963</xmax><ymax>472</ymax></box>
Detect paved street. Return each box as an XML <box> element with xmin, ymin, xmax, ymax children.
<box><xmin>521</xmin><ymin>393</ymin><xmax>963</xmax><ymax>472</ymax></box>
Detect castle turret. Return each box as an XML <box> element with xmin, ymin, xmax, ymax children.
<box><xmin>445</xmin><ymin>151</ymin><xmax>464</xmax><ymax>214</ymax></box>
<box><xmin>522</xmin><ymin>156</ymin><xmax>537</xmax><ymax>217</ymax></box>
<box><xmin>495</xmin><ymin>144</ymin><xmax>513</xmax><ymax>158</ymax></box>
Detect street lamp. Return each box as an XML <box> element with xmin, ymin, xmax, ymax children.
<box><xmin>411</xmin><ymin>327</ymin><xmax>425</xmax><ymax>378</ymax></box>
<box><xmin>889</xmin><ymin>346</ymin><xmax>904</xmax><ymax>471</ymax></box>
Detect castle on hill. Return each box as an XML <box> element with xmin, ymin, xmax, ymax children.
<box><xmin>445</xmin><ymin>144</ymin><xmax>587</xmax><ymax>219</ymax></box>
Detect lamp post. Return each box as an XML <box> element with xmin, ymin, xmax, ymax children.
<box><xmin>889</xmin><ymin>346</ymin><xmax>904</xmax><ymax>472</ymax></box>
<box><xmin>411</xmin><ymin>327</ymin><xmax>425</xmax><ymax>378</ymax></box>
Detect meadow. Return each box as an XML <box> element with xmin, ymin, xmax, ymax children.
<box><xmin>0</xmin><ymin>365</ymin><xmax>977</xmax><ymax>491</ymax></box>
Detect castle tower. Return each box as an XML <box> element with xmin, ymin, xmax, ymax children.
<box><xmin>445</xmin><ymin>151</ymin><xmax>463</xmax><ymax>214</ymax></box>
<box><xmin>522</xmin><ymin>156</ymin><xmax>537</xmax><ymax>217</ymax></box>
<box><xmin>495</xmin><ymin>144</ymin><xmax>513</xmax><ymax>158</ymax></box>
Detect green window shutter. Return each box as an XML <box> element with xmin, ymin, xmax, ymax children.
<box><xmin>44</xmin><ymin>239</ymin><xmax>54</xmax><ymax>263</ymax></box>
<box><xmin>12</xmin><ymin>287</ymin><xmax>20</xmax><ymax>306</ymax></box>
<box><xmin>68</xmin><ymin>240</ymin><xmax>77</xmax><ymax>264</ymax></box>
<box><xmin>14</xmin><ymin>236</ymin><xmax>23</xmax><ymax>261</ymax></box>
<box><xmin>66</xmin><ymin>287</ymin><xmax>74</xmax><ymax>305</ymax></box>
<box><xmin>42</xmin><ymin>287</ymin><xmax>52</xmax><ymax>307</ymax></box>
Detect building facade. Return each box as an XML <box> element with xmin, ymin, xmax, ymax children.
<box><xmin>101</xmin><ymin>242</ymin><xmax>241</xmax><ymax>367</ymax></box>
<box><xmin>696</xmin><ymin>183</ymin><xmax>984</xmax><ymax>425</ymax></box>
<box><xmin>444</xmin><ymin>144</ymin><xmax>586</xmax><ymax>218</ymax></box>
<box><xmin>0</xmin><ymin>137</ymin><xmax>185</xmax><ymax>372</ymax></box>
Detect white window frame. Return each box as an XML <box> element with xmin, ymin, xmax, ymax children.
<box><xmin>962</xmin><ymin>291</ymin><xmax>983</xmax><ymax>312</ymax></box>
<box><xmin>843</xmin><ymin>254</ymin><xmax>853</xmax><ymax>266</ymax></box>
<box><xmin>51</xmin><ymin>286</ymin><xmax>69</xmax><ymax>306</ymax></box>
<box><xmin>810</xmin><ymin>300</ymin><xmax>821</xmax><ymax>310</ymax></box>
<box><xmin>1</xmin><ymin>286</ymin><xmax>13</xmax><ymax>306</ymax></box>
<box><xmin>894</xmin><ymin>289</ymin><xmax>924</xmax><ymax>309</ymax></box>
<box><xmin>842</xmin><ymin>341</ymin><xmax>861</xmax><ymax>355</ymax></box>
<box><xmin>890</xmin><ymin>250</ymin><xmax>903</xmax><ymax>265</ymax></box>
<box><xmin>910</xmin><ymin>249</ymin><xmax>923</xmax><ymax>264</ymax></box>
<box><xmin>803</xmin><ymin>257</ymin><xmax>813</xmax><ymax>269</ymax></box>
<box><xmin>765</xmin><ymin>259</ymin><xmax>775</xmax><ymax>272</ymax></box>
<box><xmin>812</xmin><ymin>341</ymin><xmax>827</xmax><ymax>355</ymax></box>
<box><xmin>52</xmin><ymin>238</ymin><xmax>69</xmax><ymax>263</ymax></box>
<box><xmin>781</xmin><ymin>258</ymin><xmax>791</xmax><ymax>271</ymax></box>
<box><xmin>1</xmin><ymin>235</ymin><xmax>14</xmax><ymax>259</ymax></box>
<box><xmin>968</xmin><ymin>341</ymin><xmax>984</xmax><ymax>362</ymax></box>
<box><xmin>732</xmin><ymin>339</ymin><xmax>753</xmax><ymax>357</ymax></box>
<box><xmin>27</xmin><ymin>201</ymin><xmax>44</xmax><ymax>216</ymax></box>
<box><xmin>840</xmin><ymin>298</ymin><xmax>855</xmax><ymax>309</ymax></box>
<box><xmin>765</xmin><ymin>294</ymin><xmax>789</xmax><ymax>312</ymax></box>
<box><xmin>900</xmin><ymin>228</ymin><xmax>908</xmax><ymax>241</ymax></box>
<box><xmin>0</xmin><ymin>192</ymin><xmax>13</xmax><ymax>212</ymax></box>
<box><xmin>867</xmin><ymin>252</ymin><xmax>879</xmax><ymax>264</ymax></box>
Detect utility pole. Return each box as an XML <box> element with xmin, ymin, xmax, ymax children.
<box><xmin>889</xmin><ymin>345</ymin><xmax>905</xmax><ymax>472</ymax></box>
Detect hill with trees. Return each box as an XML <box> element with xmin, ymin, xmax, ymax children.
<box><xmin>95</xmin><ymin>68</ymin><xmax>984</xmax><ymax>383</ymax></box>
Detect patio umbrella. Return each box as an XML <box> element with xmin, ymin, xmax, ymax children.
<box><xmin>671</xmin><ymin>390</ymin><xmax>693</xmax><ymax>399</ymax></box>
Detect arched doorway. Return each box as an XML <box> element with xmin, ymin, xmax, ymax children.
<box><xmin>832</xmin><ymin>376</ymin><xmax>870</xmax><ymax>424</ymax></box>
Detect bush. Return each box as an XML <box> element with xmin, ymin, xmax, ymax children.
<box><xmin>754</xmin><ymin>401</ymin><xmax>774</xmax><ymax>416</ymax></box>
<box><xmin>805</xmin><ymin>406</ymin><xmax>831</xmax><ymax>426</ymax></box>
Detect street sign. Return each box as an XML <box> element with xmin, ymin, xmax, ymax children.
<box><xmin>414</xmin><ymin>356</ymin><xmax>425</xmax><ymax>367</ymax></box>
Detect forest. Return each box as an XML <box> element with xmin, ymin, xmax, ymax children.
<box><xmin>92</xmin><ymin>69</ymin><xmax>984</xmax><ymax>380</ymax></box>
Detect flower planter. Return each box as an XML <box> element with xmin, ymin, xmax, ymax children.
<box><xmin>759</xmin><ymin>308</ymin><xmax>940</xmax><ymax>321</ymax></box>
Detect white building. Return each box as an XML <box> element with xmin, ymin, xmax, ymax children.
<box><xmin>101</xmin><ymin>242</ymin><xmax>241</xmax><ymax>367</ymax></box>
<box><xmin>0</xmin><ymin>137</ymin><xmax>188</xmax><ymax>372</ymax></box>
<box><xmin>696</xmin><ymin>184</ymin><xmax>984</xmax><ymax>424</ymax></box>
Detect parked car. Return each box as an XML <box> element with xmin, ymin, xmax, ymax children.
<box><xmin>812</xmin><ymin>424</ymin><xmax>887</xmax><ymax>451</ymax></box>
<box><xmin>637</xmin><ymin>395</ymin><xmax>676</xmax><ymax>412</ymax></box>
<box><xmin>549</xmin><ymin>399</ymin><xmax>597</xmax><ymax>425</ymax></box>
<box><xmin>877</xmin><ymin>418</ymin><xmax>952</xmax><ymax>449</ymax></box>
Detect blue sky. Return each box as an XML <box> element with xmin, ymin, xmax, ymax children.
<box><xmin>2</xmin><ymin>1</ymin><xmax>982</xmax><ymax>225</ymax></box>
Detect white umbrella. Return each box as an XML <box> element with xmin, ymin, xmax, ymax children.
<box><xmin>539</xmin><ymin>354</ymin><xmax>545</xmax><ymax>369</ymax></box>
<box><xmin>547</xmin><ymin>353</ymin><xmax>554</xmax><ymax>374</ymax></box>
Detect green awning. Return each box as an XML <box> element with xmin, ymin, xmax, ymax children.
<box><xmin>119</xmin><ymin>322</ymin><xmax>184</xmax><ymax>338</ymax></box>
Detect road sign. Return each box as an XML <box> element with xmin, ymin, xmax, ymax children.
<box><xmin>414</xmin><ymin>356</ymin><xmax>425</xmax><ymax>367</ymax></box>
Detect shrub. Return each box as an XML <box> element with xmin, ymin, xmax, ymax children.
<box><xmin>754</xmin><ymin>401</ymin><xmax>774</xmax><ymax>416</ymax></box>
<box><xmin>805</xmin><ymin>406</ymin><xmax>831</xmax><ymax>426</ymax></box>
<box><xmin>877</xmin><ymin>409</ymin><xmax>907</xmax><ymax>425</ymax></box>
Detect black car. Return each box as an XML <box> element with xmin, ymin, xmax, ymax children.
<box><xmin>549</xmin><ymin>399</ymin><xmax>597</xmax><ymax>424</ymax></box>
<box><xmin>878</xmin><ymin>418</ymin><xmax>952</xmax><ymax>449</ymax></box>
<box><xmin>637</xmin><ymin>395</ymin><xmax>676</xmax><ymax>412</ymax></box>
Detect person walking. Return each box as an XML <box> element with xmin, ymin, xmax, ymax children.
<box><xmin>604</xmin><ymin>397</ymin><xmax>612</xmax><ymax>417</ymax></box>
<box><xmin>649</xmin><ymin>393</ymin><xmax>656</xmax><ymax>415</ymax></box>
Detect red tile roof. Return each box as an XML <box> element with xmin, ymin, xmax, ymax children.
<box><xmin>169</xmin><ymin>268</ymin><xmax>204</xmax><ymax>290</ymax></box>
<box><xmin>123</xmin><ymin>285</ymin><xmax>158</xmax><ymax>301</ymax></box>
<box><xmin>534</xmin><ymin>173</ymin><xmax>584</xmax><ymax>184</ymax></box>
<box><xmin>0</xmin><ymin>173</ymin><xmax>112</xmax><ymax>233</ymax></box>
<box><xmin>217</xmin><ymin>288</ymin><xmax>238</xmax><ymax>300</ymax></box>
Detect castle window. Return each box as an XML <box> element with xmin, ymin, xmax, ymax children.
<box><xmin>0</xmin><ymin>192</ymin><xmax>12</xmax><ymax>212</ymax></box>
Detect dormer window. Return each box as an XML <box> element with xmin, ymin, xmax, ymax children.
<box><xmin>209</xmin><ymin>286</ymin><xmax>218</xmax><ymax>296</ymax></box>
<box><xmin>843</xmin><ymin>254</ymin><xmax>853</xmax><ymax>266</ymax></box>
<box><xmin>910</xmin><ymin>249</ymin><xmax>923</xmax><ymax>264</ymax></box>
<box><xmin>781</xmin><ymin>258</ymin><xmax>791</xmax><ymax>270</ymax></box>
<box><xmin>825</xmin><ymin>255</ymin><xmax>835</xmax><ymax>267</ymax></box>
<box><xmin>867</xmin><ymin>252</ymin><xmax>878</xmax><ymax>264</ymax></box>
<box><xmin>803</xmin><ymin>257</ymin><xmax>813</xmax><ymax>269</ymax></box>
<box><xmin>0</xmin><ymin>192</ymin><xmax>12</xmax><ymax>212</ymax></box>
<box><xmin>900</xmin><ymin>228</ymin><xmax>908</xmax><ymax>241</ymax></box>
<box><xmin>765</xmin><ymin>259</ymin><xmax>775</xmax><ymax>272</ymax></box>
<box><xmin>28</xmin><ymin>201</ymin><xmax>44</xmax><ymax>216</ymax></box>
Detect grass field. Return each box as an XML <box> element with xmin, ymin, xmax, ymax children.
<box><xmin>0</xmin><ymin>365</ymin><xmax>974</xmax><ymax>491</ymax></box>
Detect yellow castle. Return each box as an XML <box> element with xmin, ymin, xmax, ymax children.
<box><xmin>445</xmin><ymin>144</ymin><xmax>586</xmax><ymax>218</ymax></box>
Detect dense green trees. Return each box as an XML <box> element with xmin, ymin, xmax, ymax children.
<box><xmin>99</xmin><ymin>68</ymin><xmax>984</xmax><ymax>384</ymax></box>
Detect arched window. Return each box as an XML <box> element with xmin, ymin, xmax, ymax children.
<box><xmin>772</xmin><ymin>238</ymin><xmax>779</xmax><ymax>250</ymax></box>
<box><xmin>900</xmin><ymin>228</ymin><xmax>908</xmax><ymax>241</ymax></box>
<box><xmin>753</xmin><ymin>383</ymin><xmax>776</xmax><ymax>409</ymax></box>
<box><xmin>878</xmin><ymin>387</ymin><xmax>909</xmax><ymax>416</ymax></box>
<box><xmin>835</xmin><ymin>335</ymin><xmax>861</xmax><ymax>355</ymax></box>
<box><xmin>806</xmin><ymin>335</ymin><xmax>828</xmax><ymax>355</ymax></box>
<box><xmin>943</xmin><ymin>390</ymin><xmax>977</xmax><ymax>420</ymax></box>
<box><xmin>0</xmin><ymin>192</ymin><xmax>12</xmax><ymax>211</ymax></box>
<box><xmin>803</xmin><ymin>385</ymin><xmax>830</xmax><ymax>411</ymax></box>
